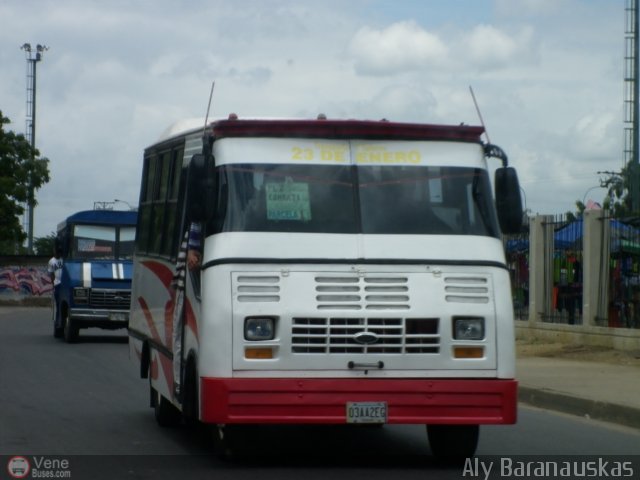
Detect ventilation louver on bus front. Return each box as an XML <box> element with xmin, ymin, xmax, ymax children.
<box><xmin>443</xmin><ymin>276</ymin><xmax>490</xmax><ymax>304</ymax></box>
<box><xmin>236</xmin><ymin>275</ymin><xmax>281</xmax><ymax>303</ymax></box>
<box><xmin>314</xmin><ymin>275</ymin><xmax>410</xmax><ymax>310</ymax></box>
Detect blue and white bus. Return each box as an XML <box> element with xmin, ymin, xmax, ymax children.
<box><xmin>53</xmin><ymin>209</ymin><xmax>137</xmax><ymax>342</ymax></box>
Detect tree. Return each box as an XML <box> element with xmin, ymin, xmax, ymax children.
<box><xmin>33</xmin><ymin>232</ymin><xmax>56</xmax><ymax>256</ymax></box>
<box><xmin>571</xmin><ymin>167</ymin><xmax>630</xmax><ymax>219</ymax></box>
<box><xmin>599</xmin><ymin>161</ymin><xmax>640</xmax><ymax>218</ymax></box>
<box><xmin>0</xmin><ymin>110</ymin><xmax>50</xmax><ymax>254</ymax></box>
<box><xmin>565</xmin><ymin>201</ymin><xmax>585</xmax><ymax>222</ymax></box>
<box><xmin>599</xmin><ymin>165</ymin><xmax>631</xmax><ymax>217</ymax></box>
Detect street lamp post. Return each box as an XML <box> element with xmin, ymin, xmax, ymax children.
<box><xmin>114</xmin><ymin>199</ymin><xmax>137</xmax><ymax>211</ymax></box>
<box><xmin>582</xmin><ymin>185</ymin><xmax>606</xmax><ymax>207</ymax></box>
<box><xmin>21</xmin><ymin>42</ymin><xmax>48</xmax><ymax>254</ymax></box>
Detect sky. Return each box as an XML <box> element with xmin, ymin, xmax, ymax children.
<box><xmin>0</xmin><ymin>0</ymin><xmax>628</xmax><ymax>239</ymax></box>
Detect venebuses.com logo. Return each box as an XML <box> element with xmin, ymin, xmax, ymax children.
<box><xmin>6</xmin><ymin>455</ymin><xmax>71</xmax><ymax>479</ymax></box>
<box><xmin>7</xmin><ymin>456</ymin><xmax>30</xmax><ymax>479</ymax></box>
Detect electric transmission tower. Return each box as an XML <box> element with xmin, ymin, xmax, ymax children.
<box><xmin>21</xmin><ymin>43</ymin><xmax>48</xmax><ymax>253</ymax></box>
<box><xmin>625</xmin><ymin>0</ymin><xmax>640</xmax><ymax>212</ymax></box>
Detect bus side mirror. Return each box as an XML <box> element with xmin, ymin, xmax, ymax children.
<box><xmin>186</xmin><ymin>154</ymin><xmax>206</xmax><ymax>222</ymax></box>
<box><xmin>495</xmin><ymin>167</ymin><xmax>523</xmax><ymax>234</ymax></box>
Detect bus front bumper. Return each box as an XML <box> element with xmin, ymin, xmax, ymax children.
<box><xmin>69</xmin><ymin>309</ymin><xmax>129</xmax><ymax>329</ymax></box>
<box><xmin>200</xmin><ymin>378</ymin><xmax>517</xmax><ymax>425</ymax></box>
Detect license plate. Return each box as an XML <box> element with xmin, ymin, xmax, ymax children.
<box><xmin>109</xmin><ymin>313</ymin><xmax>126</xmax><ymax>321</ymax></box>
<box><xmin>346</xmin><ymin>402</ymin><xmax>387</xmax><ymax>424</ymax></box>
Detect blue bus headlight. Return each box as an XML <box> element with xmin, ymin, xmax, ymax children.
<box><xmin>453</xmin><ymin>317</ymin><xmax>485</xmax><ymax>340</ymax></box>
<box><xmin>244</xmin><ymin>317</ymin><xmax>275</xmax><ymax>341</ymax></box>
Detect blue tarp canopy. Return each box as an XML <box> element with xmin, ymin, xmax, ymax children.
<box><xmin>505</xmin><ymin>238</ymin><xmax>529</xmax><ymax>253</ymax></box>
<box><xmin>506</xmin><ymin>219</ymin><xmax>640</xmax><ymax>253</ymax></box>
<box><xmin>553</xmin><ymin>221</ymin><xmax>582</xmax><ymax>250</ymax></box>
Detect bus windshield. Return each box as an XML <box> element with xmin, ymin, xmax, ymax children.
<box><xmin>72</xmin><ymin>225</ymin><xmax>137</xmax><ymax>260</ymax></box>
<box><xmin>211</xmin><ymin>164</ymin><xmax>500</xmax><ymax>237</ymax></box>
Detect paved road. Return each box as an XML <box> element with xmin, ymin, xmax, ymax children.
<box><xmin>1</xmin><ymin>307</ymin><xmax>639</xmax><ymax>479</ymax></box>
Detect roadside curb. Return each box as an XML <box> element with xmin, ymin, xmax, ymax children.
<box><xmin>519</xmin><ymin>386</ymin><xmax>640</xmax><ymax>430</ymax></box>
<box><xmin>0</xmin><ymin>298</ymin><xmax>50</xmax><ymax>307</ymax></box>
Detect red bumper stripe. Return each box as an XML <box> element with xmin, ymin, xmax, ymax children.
<box><xmin>200</xmin><ymin>378</ymin><xmax>517</xmax><ymax>425</ymax></box>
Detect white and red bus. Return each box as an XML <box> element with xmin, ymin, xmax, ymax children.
<box><xmin>128</xmin><ymin>115</ymin><xmax>523</xmax><ymax>459</ymax></box>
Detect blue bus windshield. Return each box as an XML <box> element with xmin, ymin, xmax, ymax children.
<box><xmin>71</xmin><ymin>225</ymin><xmax>136</xmax><ymax>260</ymax></box>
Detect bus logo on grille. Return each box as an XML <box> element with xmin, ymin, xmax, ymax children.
<box><xmin>353</xmin><ymin>331</ymin><xmax>379</xmax><ymax>345</ymax></box>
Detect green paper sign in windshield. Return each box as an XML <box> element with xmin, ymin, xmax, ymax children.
<box><xmin>266</xmin><ymin>181</ymin><xmax>312</xmax><ymax>221</ymax></box>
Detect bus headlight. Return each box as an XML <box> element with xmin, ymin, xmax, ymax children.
<box><xmin>453</xmin><ymin>317</ymin><xmax>485</xmax><ymax>340</ymax></box>
<box><xmin>73</xmin><ymin>287</ymin><xmax>90</xmax><ymax>304</ymax></box>
<box><xmin>244</xmin><ymin>317</ymin><xmax>275</xmax><ymax>341</ymax></box>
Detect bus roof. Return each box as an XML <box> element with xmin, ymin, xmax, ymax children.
<box><xmin>57</xmin><ymin>210</ymin><xmax>137</xmax><ymax>233</ymax></box>
<box><xmin>211</xmin><ymin>118</ymin><xmax>485</xmax><ymax>142</ymax></box>
<box><xmin>153</xmin><ymin>116</ymin><xmax>485</xmax><ymax>146</ymax></box>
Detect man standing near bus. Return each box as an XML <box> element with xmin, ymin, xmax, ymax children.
<box><xmin>48</xmin><ymin>247</ymin><xmax>63</xmax><ymax>329</ymax></box>
<box><xmin>171</xmin><ymin>221</ymin><xmax>201</xmax><ymax>399</ymax></box>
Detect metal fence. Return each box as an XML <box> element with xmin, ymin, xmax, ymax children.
<box><xmin>606</xmin><ymin>213</ymin><xmax>640</xmax><ymax>328</ymax></box>
<box><xmin>543</xmin><ymin>214</ymin><xmax>583</xmax><ymax>325</ymax></box>
<box><xmin>505</xmin><ymin>212</ymin><xmax>640</xmax><ymax>330</ymax></box>
<box><xmin>505</xmin><ymin>228</ymin><xmax>529</xmax><ymax>321</ymax></box>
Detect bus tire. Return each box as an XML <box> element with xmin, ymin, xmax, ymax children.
<box><xmin>427</xmin><ymin>424</ymin><xmax>479</xmax><ymax>462</ymax></box>
<box><xmin>149</xmin><ymin>373</ymin><xmax>181</xmax><ymax>427</ymax></box>
<box><xmin>62</xmin><ymin>309</ymin><xmax>78</xmax><ymax>343</ymax></box>
<box><xmin>153</xmin><ymin>392</ymin><xmax>182</xmax><ymax>427</ymax></box>
<box><xmin>182</xmin><ymin>358</ymin><xmax>199</xmax><ymax>427</ymax></box>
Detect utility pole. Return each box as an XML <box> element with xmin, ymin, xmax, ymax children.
<box><xmin>21</xmin><ymin>43</ymin><xmax>48</xmax><ymax>253</ymax></box>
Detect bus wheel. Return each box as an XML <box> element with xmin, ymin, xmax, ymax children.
<box><xmin>182</xmin><ymin>360</ymin><xmax>199</xmax><ymax>428</ymax></box>
<box><xmin>153</xmin><ymin>392</ymin><xmax>182</xmax><ymax>427</ymax></box>
<box><xmin>427</xmin><ymin>424</ymin><xmax>479</xmax><ymax>462</ymax></box>
<box><xmin>62</xmin><ymin>310</ymin><xmax>78</xmax><ymax>343</ymax></box>
<box><xmin>150</xmin><ymin>378</ymin><xmax>181</xmax><ymax>427</ymax></box>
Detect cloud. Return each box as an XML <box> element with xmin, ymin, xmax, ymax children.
<box><xmin>226</xmin><ymin>66</ymin><xmax>273</xmax><ymax>86</ymax></box>
<box><xmin>348</xmin><ymin>20</ymin><xmax>534</xmax><ymax>77</ymax></box>
<box><xmin>348</xmin><ymin>21</ymin><xmax>448</xmax><ymax>76</ymax></box>
<box><xmin>464</xmin><ymin>24</ymin><xmax>521</xmax><ymax>69</ymax></box>
<box><xmin>0</xmin><ymin>0</ymin><xmax>628</xmax><ymax>238</ymax></box>
<box><xmin>570</xmin><ymin>112</ymin><xmax>620</xmax><ymax>160</ymax></box>
<box><xmin>335</xmin><ymin>83</ymin><xmax>439</xmax><ymax>123</ymax></box>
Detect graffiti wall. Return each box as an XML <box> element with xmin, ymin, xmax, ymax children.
<box><xmin>0</xmin><ymin>257</ymin><xmax>52</xmax><ymax>305</ymax></box>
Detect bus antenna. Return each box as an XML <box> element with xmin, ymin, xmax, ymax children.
<box><xmin>203</xmin><ymin>80</ymin><xmax>215</xmax><ymax>136</ymax></box>
<box><xmin>469</xmin><ymin>85</ymin><xmax>491</xmax><ymax>145</ymax></box>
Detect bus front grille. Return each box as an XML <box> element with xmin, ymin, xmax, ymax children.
<box><xmin>89</xmin><ymin>289</ymin><xmax>131</xmax><ymax>309</ymax></box>
<box><xmin>291</xmin><ymin>317</ymin><xmax>439</xmax><ymax>354</ymax></box>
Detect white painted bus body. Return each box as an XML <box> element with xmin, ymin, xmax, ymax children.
<box><xmin>129</xmin><ymin>120</ymin><xmax>517</xmax><ymax>430</ymax></box>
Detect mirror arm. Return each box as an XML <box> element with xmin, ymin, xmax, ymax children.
<box><xmin>484</xmin><ymin>143</ymin><xmax>508</xmax><ymax>167</ymax></box>
<box><xmin>202</xmin><ymin>134</ymin><xmax>214</xmax><ymax>159</ymax></box>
